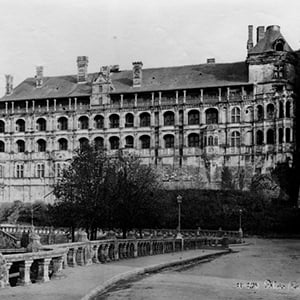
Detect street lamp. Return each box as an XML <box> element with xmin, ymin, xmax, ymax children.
<box><xmin>176</xmin><ymin>195</ymin><xmax>183</xmax><ymax>239</ymax></box>
<box><xmin>238</xmin><ymin>209</ymin><xmax>243</xmax><ymax>239</ymax></box>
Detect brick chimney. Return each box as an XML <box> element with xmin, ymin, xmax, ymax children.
<box><xmin>247</xmin><ymin>25</ymin><xmax>254</xmax><ymax>51</ymax></box>
<box><xmin>35</xmin><ymin>66</ymin><xmax>43</xmax><ymax>88</ymax></box>
<box><xmin>256</xmin><ymin>26</ymin><xmax>265</xmax><ymax>43</ymax></box>
<box><xmin>132</xmin><ymin>61</ymin><xmax>143</xmax><ymax>87</ymax></box>
<box><xmin>5</xmin><ymin>75</ymin><xmax>13</xmax><ymax>95</ymax></box>
<box><xmin>77</xmin><ymin>56</ymin><xmax>89</xmax><ymax>83</ymax></box>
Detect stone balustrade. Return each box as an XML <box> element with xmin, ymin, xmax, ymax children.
<box><xmin>1</xmin><ymin>235</ymin><xmax>227</xmax><ymax>289</ymax></box>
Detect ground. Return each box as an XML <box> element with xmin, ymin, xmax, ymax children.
<box><xmin>97</xmin><ymin>238</ymin><xmax>300</xmax><ymax>300</ymax></box>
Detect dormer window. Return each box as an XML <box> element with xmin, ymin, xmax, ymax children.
<box><xmin>274</xmin><ymin>39</ymin><xmax>284</xmax><ymax>51</ymax></box>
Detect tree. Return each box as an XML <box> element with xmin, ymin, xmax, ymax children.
<box><xmin>107</xmin><ymin>152</ymin><xmax>162</xmax><ymax>238</ymax></box>
<box><xmin>53</xmin><ymin>144</ymin><xmax>162</xmax><ymax>239</ymax></box>
<box><xmin>221</xmin><ymin>166</ymin><xmax>235</xmax><ymax>190</ymax></box>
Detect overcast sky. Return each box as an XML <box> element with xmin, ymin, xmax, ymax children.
<box><xmin>1</xmin><ymin>0</ymin><xmax>300</xmax><ymax>95</ymax></box>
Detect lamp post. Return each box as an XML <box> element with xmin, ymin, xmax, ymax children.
<box><xmin>176</xmin><ymin>195</ymin><xmax>183</xmax><ymax>239</ymax></box>
<box><xmin>238</xmin><ymin>209</ymin><xmax>243</xmax><ymax>239</ymax></box>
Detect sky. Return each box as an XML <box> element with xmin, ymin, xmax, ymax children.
<box><xmin>1</xmin><ymin>0</ymin><xmax>300</xmax><ymax>95</ymax></box>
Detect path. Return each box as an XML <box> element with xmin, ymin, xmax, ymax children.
<box><xmin>0</xmin><ymin>248</ymin><xmax>228</xmax><ymax>300</ymax></box>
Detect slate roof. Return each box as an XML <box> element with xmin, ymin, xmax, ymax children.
<box><xmin>249</xmin><ymin>25</ymin><xmax>293</xmax><ymax>55</ymax></box>
<box><xmin>1</xmin><ymin>61</ymin><xmax>249</xmax><ymax>101</ymax></box>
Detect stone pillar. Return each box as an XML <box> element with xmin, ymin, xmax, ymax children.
<box><xmin>218</xmin><ymin>88</ymin><xmax>222</xmax><ymax>102</ymax></box>
<box><xmin>92</xmin><ymin>245</ymin><xmax>100</xmax><ymax>263</ymax></box>
<box><xmin>114</xmin><ymin>243</ymin><xmax>119</xmax><ymax>261</ymax></box>
<box><xmin>134</xmin><ymin>93</ymin><xmax>137</xmax><ymax>107</ymax></box>
<box><xmin>52</xmin><ymin>256</ymin><xmax>64</xmax><ymax>276</ymax></box>
<box><xmin>151</xmin><ymin>92</ymin><xmax>154</xmax><ymax>106</ymax></box>
<box><xmin>183</xmin><ymin>90</ymin><xmax>186</xmax><ymax>104</ymax></box>
<box><xmin>32</xmin><ymin>100</ymin><xmax>35</xmax><ymax>112</ymax></box>
<box><xmin>67</xmin><ymin>248</ymin><xmax>77</xmax><ymax>267</ymax></box>
<box><xmin>200</xmin><ymin>89</ymin><xmax>203</xmax><ymax>102</ymax></box>
<box><xmin>5</xmin><ymin>102</ymin><xmax>8</xmax><ymax>114</ymax></box>
<box><xmin>76</xmin><ymin>247</ymin><xmax>85</xmax><ymax>266</ymax></box>
<box><xmin>2</xmin><ymin>262</ymin><xmax>12</xmax><ymax>287</ymax></box>
<box><xmin>120</xmin><ymin>94</ymin><xmax>123</xmax><ymax>108</ymax></box>
<box><xmin>18</xmin><ymin>260</ymin><xmax>33</xmax><ymax>286</ymax></box>
<box><xmin>134</xmin><ymin>242</ymin><xmax>138</xmax><ymax>257</ymax></box>
<box><xmin>68</xmin><ymin>98</ymin><xmax>72</xmax><ymax>110</ymax></box>
<box><xmin>36</xmin><ymin>258</ymin><xmax>51</xmax><ymax>283</ymax></box>
<box><xmin>149</xmin><ymin>242</ymin><xmax>153</xmax><ymax>255</ymax></box>
<box><xmin>11</xmin><ymin>102</ymin><xmax>14</xmax><ymax>114</ymax></box>
<box><xmin>175</xmin><ymin>91</ymin><xmax>179</xmax><ymax>105</ymax></box>
<box><xmin>54</xmin><ymin>99</ymin><xmax>56</xmax><ymax>111</ymax></box>
<box><xmin>159</xmin><ymin>92</ymin><xmax>162</xmax><ymax>105</ymax></box>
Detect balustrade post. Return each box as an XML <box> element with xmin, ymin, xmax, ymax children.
<box><xmin>92</xmin><ymin>245</ymin><xmax>100</xmax><ymax>263</ymax></box>
<box><xmin>114</xmin><ymin>242</ymin><xmax>119</xmax><ymax>261</ymax></box>
<box><xmin>36</xmin><ymin>258</ymin><xmax>51</xmax><ymax>283</ymax></box>
<box><xmin>104</xmin><ymin>246</ymin><xmax>110</xmax><ymax>262</ymax></box>
<box><xmin>133</xmin><ymin>242</ymin><xmax>138</xmax><ymax>257</ymax></box>
<box><xmin>2</xmin><ymin>262</ymin><xmax>12</xmax><ymax>287</ymax></box>
<box><xmin>67</xmin><ymin>248</ymin><xmax>77</xmax><ymax>267</ymax></box>
<box><xmin>149</xmin><ymin>242</ymin><xmax>153</xmax><ymax>255</ymax></box>
<box><xmin>52</xmin><ymin>256</ymin><xmax>64</xmax><ymax>277</ymax></box>
<box><xmin>76</xmin><ymin>247</ymin><xmax>85</xmax><ymax>266</ymax></box>
<box><xmin>18</xmin><ymin>260</ymin><xmax>33</xmax><ymax>286</ymax></box>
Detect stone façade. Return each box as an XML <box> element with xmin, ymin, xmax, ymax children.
<box><xmin>0</xmin><ymin>24</ymin><xmax>298</xmax><ymax>204</ymax></box>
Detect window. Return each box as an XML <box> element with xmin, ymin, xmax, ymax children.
<box><xmin>94</xmin><ymin>137</ymin><xmax>104</xmax><ymax>149</ymax></box>
<box><xmin>188</xmin><ymin>110</ymin><xmax>199</xmax><ymax>125</ymax></box>
<box><xmin>109</xmin><ymin>114</ymin><xmax>120</xmax><ymax>128</ymax></box>
<box><xmin>286</xmin><ymin>128</ymin><xmax>291</xmax><ymax>143</ymax></box>
<box><xmin>94</xmin><ymin>115</ymin><xmax>104</xmax><ymax>129</ymax></box>
<box><xmin>55</xmin><ymin>163</ymin><xmax>64</xmax><ymax>178</ymax></box>
<box><xmin>188</xmin><ymin>133</ymin><xmax>199</xmax><ymax>147</ymax></box>
<box><xmin>0</xmin><ymin>165</ymin><xmax>3</xmax><ymax>178</ymax></box>
<box><xmin>164</xmin><ymin>111</ymin><xmax>175</xmax><ymax>126</ymax></box>
<box><xmin>164</xmin><ymin>135</ymin><xmax>174</xmax><ymax>148</ymax></box>
<box><xmin>125</xmin><ymin>114</ymin><xmax>134</xmax><ymax>128</ymax></box>
<box><xmin>16</xmin><ymin>119</ymin><xmax>25</xmax><ymax>132</ymax></box>
<box><xmin>58</xmin><ymin>138</ymin><xmax>68</xmax><ymax>151</ymax></box>
<box><xmin>231</xmin><ymin>131</ymin><xmax>240</xmax><ymax>147</ymax></box>
<box><xmin>286</xmin><ymin>101</ymin><xmax>291</xmax><ymax>118</ymax></box>
<box><xmin>205</xmin><ymin>108</ymin><xmax>218</xmax><ymax>124</ymax></box>
<box><xmin>37</xmin><ymin>139</ymin><xmax>46</xmax><ymax>152</ymax></box>
<box><xmin>231</xmin><ymin>107</ymin><xmax>241</xmax><ymax>123</ymax></box>
<box><xmin>36</xmin><ymin>118</ymin><xmax>46</xmax><ymax>131</ymax></box>
<box><xmin>16</xmin><ymin>164</ymin><xmax>24</xmax><ymax>178</ymax></box>
<box><xmin>266</xmin><ymin>104</ymin><xmax>275</xmax><ymax>119</ymax></box>
<box><xmin>17</xmin><ymin>140</ymin><xmax>25</xmax><ymax>153</ymax></box>
<box><xmin>208</xmin><ymin>136</ymin><xmax>214</xmax><ymax>146</ymax></box>
<box><xmin>279</xmin><ymin>102</ymin><xmax>284</xmax><ymax>118</ymax></box>
<box><xmin>125</xmin><ymin>136</ymin><xmax>134</xmax><ymax>148</ymax></box>
<box><xmin>140</xmin><ymin>135</ymin><xmax>150</xmax><ymax>149</ymax></box>
<box><xmin>58</xmin><ymin>117</ymin><xmax>68</xmax><ymax>130</ymax></box>
<box><xmin>266</xmin><ymin>129</ymin><xmax>274</xmax><ymax>144</ymax></box>
<box><xmin>0</xmin><ymin>120</ymin><xmax>5</xmax><ymax>133</ymax></box>
<box><xmin>109</xmin><ymin>136</ymin><xmax>119</xmax><ymax>150</ymax></box>
<box><xmin>273</xmin><ymin>64</ymin><xmax>284</xmax><ymax>79</ymax></box>
<box><xmin>140</xmin><ymin>113</ymin><xmax>151</xmax><ymax>127</ymax></box>
<box><xmin>257</xmin><ymin>105</ymin><xmax>264</xmax><ymax>121</ymax></box>
<box><xmin>79</xmin><ymin>138</ymin><xmax>89</xmax><ymax>150</ymax></box>
<box><xmin>78</xmin><ymin>116</ymin><xmax>89</xmax><ymax>130</ymax></box>
<box><xmin>0</xmin><ymin>141</ymin><xmax>4</xmax><ymax>152</ymax></box>
<box><xmin>36</xmin><ymin>163</ymin><xmax>45</xmax><ymax>178</ymax></box>
<box><xmin>278</xmin><ymin>128</ymin><xmax>283</xmax><ymax>144</ymax></box>
<box><xmin>256</xmin><ymin>130</ymin><xmax>263</xmax><ymax>145</ymax></box>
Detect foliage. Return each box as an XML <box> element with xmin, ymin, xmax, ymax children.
<box><xmin>52</xmin><ymin>144</ymin><xmax>163</xmax><ymax>239</ymax></box>
<box><xmin>0</xmin><ymin>200</ymin><xmax>52</xmax><ymax>226</ymax></box>
<box><xmin>221</xmin><ymin>166</ymin><xmax>235</xmax><ymax>190</ymax></box>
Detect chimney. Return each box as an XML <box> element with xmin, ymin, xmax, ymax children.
<box><xmin>247</xmin><ymin>25</ymin><xmax>254</xmax><ymax>51</ymax></box>
<box><xmin>206</xmin><ymin>58</ymin><xmax>215</xmax><ymax>64</ymax></box>
<box><xmin>35</xmin><ymin>66</ymin><xmax>43</xmax><ymax>88</ymax></box>
<box><xmin>256</xmin><ymin>26</ymin><xmax>265</xmax><ymax>43</ymax></box>
<box><xmin>132</xmin><ymin>61</ymin><xmax>143</xmax><ymax>87</ymax></box>
<box><xmin>77</xmin><ymin>56</ymin><xmax>89</xmax><ymax>83</ymax></box>
<box><xmin>5</xmin><ymin>75</ymin><xmax>13</xmax><ymax>95</ymax></box>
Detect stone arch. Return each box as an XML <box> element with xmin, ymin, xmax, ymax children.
<box><xmin>78</xmin><ymin>116</ymin><xmax>89</xmax><ymax>130</ymax></box>
<box><xmin>36</xmin><ymin>117</ymin><xmax>47</xmax><ymax>131</ymax></box>
<box><xmin>164</xmin><ymin>111</ymin><xmax>175</xmax><ymax>126</ymax></box>
<box><xmin>205</xmin><ymin>108</ymin><xmax>218</xmax><ymax>124</ymax></box>
<box><xmin>188</xmin><ymin>109</ymin><xmax>200</xmax><ymax>125</ymax></box>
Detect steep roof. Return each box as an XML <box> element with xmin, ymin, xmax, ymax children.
<box><xmin>249</xmin><ymin>25</ymin><xmax>293</xmax><ymax>55</ymax></box>
<box><xmin>1</xmin><ymin>61</ymin><xmax>249</xmax><ymax>101</ymax></box>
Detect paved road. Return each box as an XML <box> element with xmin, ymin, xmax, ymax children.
<box><xmin>98</xmin><ymin>239</ymin><xmax>300</xmax><ymax>300</ymax></box>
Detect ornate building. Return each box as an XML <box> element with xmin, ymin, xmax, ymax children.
<box><xmin>0</xmin><ymin>25</ymin><xmax>298</xmax><ymax>203</ymax></box>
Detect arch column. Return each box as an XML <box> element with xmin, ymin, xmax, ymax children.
<box><xmin>18</xmin><ymin>260</ymin><xmax>33</xmax><ymax>286</ymax></box>
<box><xmin>3</xmin><ymin>262</ymin><xmax>13</xmax><ymax>287</ymax></box>
<box><xmin>92</xmin><ymin>245</ymin><xmax>100</xmax><ymax>263</ymax></box>
<box><xmin>36</xmin><ymin>258</ymin><xmax>52</xmax><ymax>283</ymax></box>
<box><xmin>67</xmin><ymin>247</ymin><xmax>77</xmax><ymax>267</ymax></box>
